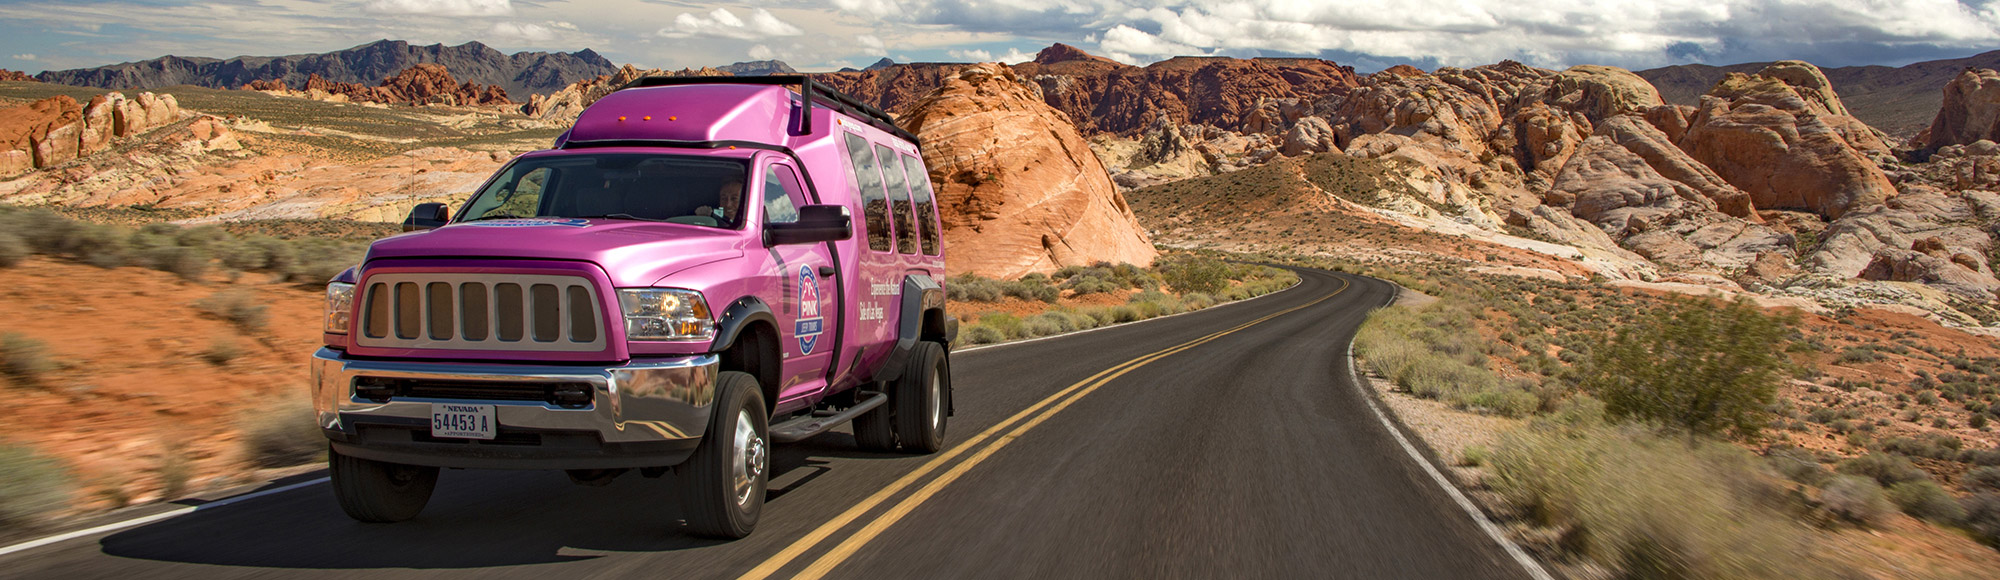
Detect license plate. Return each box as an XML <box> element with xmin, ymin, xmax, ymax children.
<box><xmin>431</xmin><ymin>403</ymin><xmax>496</xmax><ymax>440</ymax></box>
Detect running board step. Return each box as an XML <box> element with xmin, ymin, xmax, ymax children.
<box><xmin>770</xmin><ymin>392</ymin><xmax>887</xmax><ymax>443</ymax></box>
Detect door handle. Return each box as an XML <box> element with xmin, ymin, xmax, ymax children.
<box><xmin>818</xmin><ymin>266</ymin><xmax>837</xmax><ymax>277</ymax></box>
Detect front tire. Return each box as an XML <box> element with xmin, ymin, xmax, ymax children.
<box><xmin>329</xmin><ymin>447</ymin><xmax>439</xmax><ymax>523</ymax></box>
<box><xmin>679</xmin><ymin>371</ymin><xmax>768</xmax><ymax>539</ymax></box>
<box><xmin>892</xmin><ymin>341</ymin><xmax>950</xmax><ymax>454</ymax></box>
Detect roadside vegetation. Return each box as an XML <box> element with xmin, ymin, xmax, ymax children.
<box><xmin>0</xmin><ymin>205</ymin><xmax>367</xmax><ymax>285</ymax></box>
<box><xmin>1308</xmin><ymin>254</ymin><xmax>2000</xmax><ymax>577</ymax></box>
<box><xmin>947</xmin><ymin>252</ymin><xmax>1298</xmax><ymax>346</ymax></box>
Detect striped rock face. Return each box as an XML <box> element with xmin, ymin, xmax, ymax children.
<box><xmin>897</xmin><ymin>63</ymin><xmax>1157</xmax><ymax>279</ymax></box>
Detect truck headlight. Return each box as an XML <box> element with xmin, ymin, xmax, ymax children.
<box><xmin>619</xmin><ymin>288</ymin><xmax>715</xmax><ymax>341</ymax></box>
<box><xmin>325</xmin><ymin>282</ymin><xmax>355</xmax><ymax>334</ymax></box>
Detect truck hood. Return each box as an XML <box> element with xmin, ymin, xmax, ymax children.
<box><xmin>364</xmin><ymin>218</ymin><xmax>747</xmax><ymax>287</ymax></box>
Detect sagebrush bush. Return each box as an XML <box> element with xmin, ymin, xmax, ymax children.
<box><xmin>196</xmin><ymin>289</ymin><xmax>268</xmax><ymax>333</ymax></box>
<box><xmin>1821</xmin><ymin>475</ymin><xmax>1892</xmax><ymax>526</ymax></box>
<box><xmin>1886</xmin><ymin>480</ymin><xmax>1965</xmax><ymax>522</ymax></box>
<box><xmin>202</xmin><ymin>337</ymin><xmax>241</xmax><ymax>366</ymax></box>
<box><xmin>0</xmin><ymin>443</ymin><xmax>72</xmax><ymax>528</ymax></box>
<box><xmin>1157</xmin><ymin>255</ymin><xmax>1229</xmax><ymax>294</ymax></box>
<box><xmin>0</xmin><ymin>333</ymin><xmax>54</xmax><ymax>387</ymax></box>
<box><xmin>960</xmin><ymin>324</ymin><xmax>1004</xmax><ymax>345</ymax></box>
<box><xmin>242</xmin><ymin>393</ymin><xmax>323</xmax><ymax>468</ymax></box>
<box><xmin>1766</xmin><ymin>448</ymin><xmax>1831</xmax><ymax>486</ymax></box>
<box><xmin>1838</xmin><ymin>453</ymin><xmax>1929</xmax><ymax>487</ymax></box>
<box><xmin>1489</xmin><ymin>419</ymin><xmax>1826</xmax><ymax>579</ymax></box>
<box><xmin>1966</xmin><ymin>466</ymin><xmax>2000</xmax><ymax>491</ymax></box>
<box><xmin>1963</xmin><ymin>493</ymin><xmax>2000</xmax><ymax>546</ymax></box>
<box><xmin>0</xmin><ymin>231</ymin><xmax>26</xmax><ymax>268</ymax></box>
<box><xmin>1577</xmin><ymin>296</ymin><xmax>1796</xmax><ymax>440</ymax></box>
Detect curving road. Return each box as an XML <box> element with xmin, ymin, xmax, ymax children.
<box><xmin>1</xmin><ymin>268</ymin><xmax>1535</xmax><ymax>579</ymax></box>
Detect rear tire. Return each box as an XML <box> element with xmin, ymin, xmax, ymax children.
<box><xmin>679</xmin><ymin>371</ymin><xmax>768</xmax><ymax>539</ymax></box>
<box><xmin>892</xmin><ymin>341</ymin><xmax>949</xmax><ymax>454</ymax></box>
<box><xmin>851</xmin><ymin>386</ymin><xmax>898</xmax><ymax>451</ymax></box>
<box><xmin>329</xmin><ymin>447</ymin><xmax>439</xmax><ymax>523</ymax></box>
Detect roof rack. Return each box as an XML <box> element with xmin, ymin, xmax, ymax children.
<box><xmin>618</xmin><ymin>75</ymin><xmax>921</xmax><ymax>146</ymax></box>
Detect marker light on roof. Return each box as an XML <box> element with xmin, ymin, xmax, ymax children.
<box><xmin>643</xmin><ymin>115</ymin><xmax>652</xmax><ymax>121</ymax></box>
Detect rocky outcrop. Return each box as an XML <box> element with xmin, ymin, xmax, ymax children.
<box><xmin>818</xmin><ymin>44</ymin><xmax>1361</xmax><ymax>136</ymax></box>
<box><xmin>897</xmin><ymin>63</ymin><xmax>1156</xmax><ymax>278</ymax></box>
<box><xmin>0</xmin><ymin>69</ymin><xmax>37</xmax><ymax>82</ymax></box>
<box><xmin>520</xmin><ymin>64</ymin><xmax>727</xmax><ymax>122</ymax></box>
<box><xmin>1677</xmin><ymin>62</ymin><xmax>1897</xmax><ymax>219</ymax></box>
<box><xmin>0</xmin><ymin>91</ymin><xmax>187</xmax><ymax>177</ymax></box>
<box><xmin>250</xmin><ymin>64</ymin><xmax>511</xmax><ymax>106</ymax></box>
<box><xmin>1918</xmin><ymin>68</ymin><xmax>2000</xmax><ymax>152</ymax></box>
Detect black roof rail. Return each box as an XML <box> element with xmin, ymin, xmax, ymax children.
<box><xmin>618</xmin><ymin>74</ymin><xmax>921</xmax><ymax>146</ymax></box>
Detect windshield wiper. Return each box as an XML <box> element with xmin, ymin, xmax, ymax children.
<box><xmin>572</xmin><ymin>214</ymin><xmax>667</xmax><ymax>222</ymax></box>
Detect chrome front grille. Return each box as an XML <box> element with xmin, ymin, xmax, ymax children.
<box><xmin>356</xmin><ymin>273</ymin><xmax>607</xmax><ymax>352</ymax></box>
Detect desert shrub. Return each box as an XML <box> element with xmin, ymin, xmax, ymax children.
<box><xmin>1882</xmin><ymin>436</ymin><xmax>1953</xmax><ymax>460</ymax></box>
<box><xmin>1576</xmin><ymin>296</ymin><xmax>1795</xmax><ymax>440</ymax></box>
<box><xmin>158</xmin><ymin>443</ymin><xmax>193</xmax><ymax>500</ymax></box>
<box><xmin>1767</xmin><ymin>447</ymin><xmax>1832</xmax><ymax>486</ymax></box>
<box><xmin>1020</xmin><ymin>314</ymin><xmax>1063</xmax><ymax>338</ymax></box>
<box><xmin>0</xmin><ymin>231</ymin><xmax>26</xmax><ymax>268</ymax></box>
<box><xmin>0</xmin><ymin>333</ymin><xmax>54</xmax><ymax>387</ymax></box>
<box><xmin>1837</xmin><ymin>453</ymin><xmax>1928</xmax><ymax>487</ymax></box>
<box><xmin>1821</xmin><ymin>475</ymin><xmax>1892</xmax><ymax>526</ymax></box>
<box><xmin>241</xmin><ymin>392</ymin><xmax>323</xmax><ymax>468</ymax></box>
<box><xmin>195</xmin><ymin>289</ymin><xmax>268</xmax><ymax>332</ymax></box>
<box><xmin>1968</xmin><ymin>466</ymin><xmax>2000</xmax><ymax>491</ymax></box>
<box><xmin>1489</xmin><ymin>419</ymin><xmax>1825</xmax><ymax>579</ymax></box>
<box><xmin>960</xmin><ymin>324</ymin><xmax>1005</xmax><ymax>345</ymax></box>
<box><xmin>1964</xmin><ymin>493</ymin><xmax>2000</xmax><ymax>546</ymax></box>
<box><xmin>977</xmin><ymin>313</ymin><xmax>1023</xmax><ymax>339</ymax></box>
<box><xmin>145</xmin><ymin>245</ymin><xmax>210</xmax><ymax>280</ymax></box>
<box><xmin>202</xmin><ymin>337</ymin><xmax>241</xmax><ymax>366</ymax></box>
<box><xmin>1180</xmin><ymin>292</ymin><xmax>1217</xmax><ymax>310</ymax></box>
<box><xmin>1003</xmin><ymin>276</ymin><xmax>1060</xmax><ymax>303</ymax></box>
<box><xmin>1108</xmin><ymin>305</ymin><xmax>1141</xmax><ymax>323</ymax></box>
<box><xmin>1157</xmin><ymin>255</ymin><xmax>1229</xmax><ymax>295</ymax></box>
<box><xmin>1887</xmin><ymin>480</ymin><xmax>1966</xmax><ymax>522</ymax></box>
<box><xmin>0</xmin><ymin>444</ymin><xmax>72</xmax><ymax>527</ymax></box>
<box><xmin>1464</xmin><ymin>386</ymin><xmax>1539</xmax><ymax>418</ymax></box>
<box><xmin>1959</xmin><ymin>447</ymin><xmax>2000</xmax><ymax>466</ymax></box>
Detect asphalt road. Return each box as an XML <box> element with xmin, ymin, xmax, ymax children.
<box><xmin>2</xmin><ymin>268</ymin><xmax>1534</xmax><ymax>579</ymax></box>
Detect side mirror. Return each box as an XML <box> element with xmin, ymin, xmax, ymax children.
<box><xmin>764</xmin><ymin>204</ymin><xmax>852</xmax><ymax>246</ymax></box>
<box><xmin>403</xmin><ymin>202</ymin><xmax>450</xmax><ymax>232</ymax></box>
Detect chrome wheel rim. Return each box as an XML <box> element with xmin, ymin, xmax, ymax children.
<box><xmin>731</xmin><ymin>409</ymin><xmax>765</xmax><ymax>507</ymax></box>
<box><xmin>928</xmin><ymin>369</ymin><xmax>944</xmax><ymax>433</ymax></box>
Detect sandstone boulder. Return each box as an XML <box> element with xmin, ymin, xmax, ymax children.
<box><xmin>1859</xmin><ymin>247</ymin><xmax>2000</xmax><ymax>299</ymax></box>
<box><xmin>0</xmin><ymin>69</ymin><xmax>36</xmax><ymax>82</ymax></box>
<box><xmin>897</xmin><ymin>63</ymin><xmax>1156</xmax><ymax>278</ymax></box>
<box><xmin>1677</xmin><ymin>62</ymin><xmax>1897</xmax><ymax>219</ymax></box>
<box><xmin>1281</xmin><ymin>117</ymin><xmax>1339</xmax><ymax>156</ymax></box>
<box><xmin>1920</xmin><ymin>68</ymin><xmax>2000</xmax><ymax>152</ymax></box>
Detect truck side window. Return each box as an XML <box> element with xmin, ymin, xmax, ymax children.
<box><xmin>465</xmin><ymin>167</ymin><xmax>551</xmax><ymax>219</ymax></box>
<box><xmin>900</xmin><ymin>154</ymin><xmax>942</xmax><ymax>256</ymax></box>
<box><xmin>841</xmin><ymin>132</ymin><xmax>893</xmax><ymax>252</ymax></box>
<box><xmin>876</xmin><ymin>144</ymin><xmax>919</xmax><ymax>255</ymax></box>
<box><xmin>762</xmin><ymin>165</ymin><xmax>801</xmax><ymax>224</ymax></box>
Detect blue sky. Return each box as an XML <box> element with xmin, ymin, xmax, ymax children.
<box><xmin>2</xmin><ymin>0</ymin><xmax>1998</xmax><ymax>74</ymax></box>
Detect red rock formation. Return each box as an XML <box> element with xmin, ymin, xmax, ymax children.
<box><xmin>290</xmin><ymin>65</ymin><xmax>511</xmax><ymax>106</ymax></box>
<box><xmin>1678</xmin><ymin>62</ymin><xmax>1897</xmax><ymax>219</ymax></box>
<box><xmin>897</xmin><ymin>63</ymin><xmax>1157</xmax><ymax>278</ymax></box>
<box><xmin>521</xmin><ymin>64</ymin><xmax>728</xmax><ymax>121</ymax></box>
<box><xmin>241</xmin><ymin>79</ymin><xmax>288</xmax><ymax>91</ymax></box>
<box><xmin>1918</xmin><ymin>68</ymin><xmax>2000</xmax><ymax>152</ymax></box>
<box><xmin>1</xmin><ymin>91</ymin><xmax>188</xmax><ymax>177</ymax></box>
<box><xmin>818</xmin><ymin>43</ymin><xmax>1361</xmax><ymax>136</ymax></box>
<box><xmin>0</xmin><ymin>69</ymin><xmax>38</xmax><ymax>82</ymax></box>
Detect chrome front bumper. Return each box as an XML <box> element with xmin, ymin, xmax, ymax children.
<box><xmin>309</xmin><ymin>347</ymin><xmax>717</xmax><ymax>469</ymax></box>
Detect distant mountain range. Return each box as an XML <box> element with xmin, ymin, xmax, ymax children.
<box><xmin>34</xmin><ymin>40</ymin><xmax>619</xmax><ymax>101</ymax></box>
<box><xmin>1637</xmin><ymin>50</ymin><xmax>2000</xmax><ymax>138</ymax></box>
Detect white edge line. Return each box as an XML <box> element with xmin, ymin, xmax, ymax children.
<box><xmin>953</xmin><ymin>276</ymin><xmax>1306</xmax><ymax>354</ymax></box>
<box><xmin>1345</xmin><ymin>282</ymin><xmax>1556</xmax><ymax>580</ymax></box>
<box><xmin>0</xmin><ymin>477</ymin><xmax>331</xmax><ymax>558</ymax></box>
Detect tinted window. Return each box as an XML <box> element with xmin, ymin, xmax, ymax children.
<box><xmin>876</xmin><ymin>145</ymin><xmax>919</xmax><ymax>254</ymax></box>
<box><xmin>842</xmin><ymin>132</ymin><xmax>893</xmax><ymax>252</ymax></box>
<box><xmin>762</xmin><ymin>165</ymin><xmax>801</xmax><ymax>224</ymax></box>
<box><xmin>901</xmin><ymin>154</ymin><xmax>942</xmax><ymax>256</ymax></box>
<box><xmin>459</xmin><ymin>153</ymin><xmax>749</xmax><ymax>228</ymax></box>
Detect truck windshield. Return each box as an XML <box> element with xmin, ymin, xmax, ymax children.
<box><xmin>460</xmin><ymin>153</ymin><xmax>752</xmax><ymax>229</ymax></box>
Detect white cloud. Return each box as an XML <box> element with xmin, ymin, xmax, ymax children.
<box><xmin>947</xmin><ymin>48</ymin><xmax>990</xmax><ymax>61</ymax></box>
<box><xmin>362</xmin><ymin>0</ymin><xmax>513</xmax><ymax>17</ymax></box>
<box><xmin>10</xmin><ymin>53</ymin><xmax>34</xmax><ymax>61</ymax></box>
<box><xmin>857</xmin><ymin>34</ymin><xmax>886</xmax><ymax>54</ymax></box>
<box><xmin>659</xmin><ymin>8</ymin><xmax>804</xmax><ymax>41</ymax></box>
<box><xmin>748</xmin><ymin>44</ymin><xmax>775</xmax><ymax>59</ymax></box>
<box><xmin>550</xmin><ymin>21</ymin><xmax>578</xmax><ymax>31</ymax></box>
<box><xmin>488</xmin><ymin>21</ymin><xmax>557</xmax><ymax>42</ymax></box>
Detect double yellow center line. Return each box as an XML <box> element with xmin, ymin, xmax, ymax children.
<box><xmin>739</xmin><ymin>277</ymin><xmax>1350</xmax><ymax>580</ymax></box>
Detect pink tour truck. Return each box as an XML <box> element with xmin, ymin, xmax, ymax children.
<box><xmin>310</xmin><ymin>76</ymin><xmax>956</xmax><ymax>538</ymax></box>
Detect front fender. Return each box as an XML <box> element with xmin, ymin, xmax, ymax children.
<box><xmin>708</xmin><ymin>296</ymin><xmax>775</xmax><ymax>353</ymax></box>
